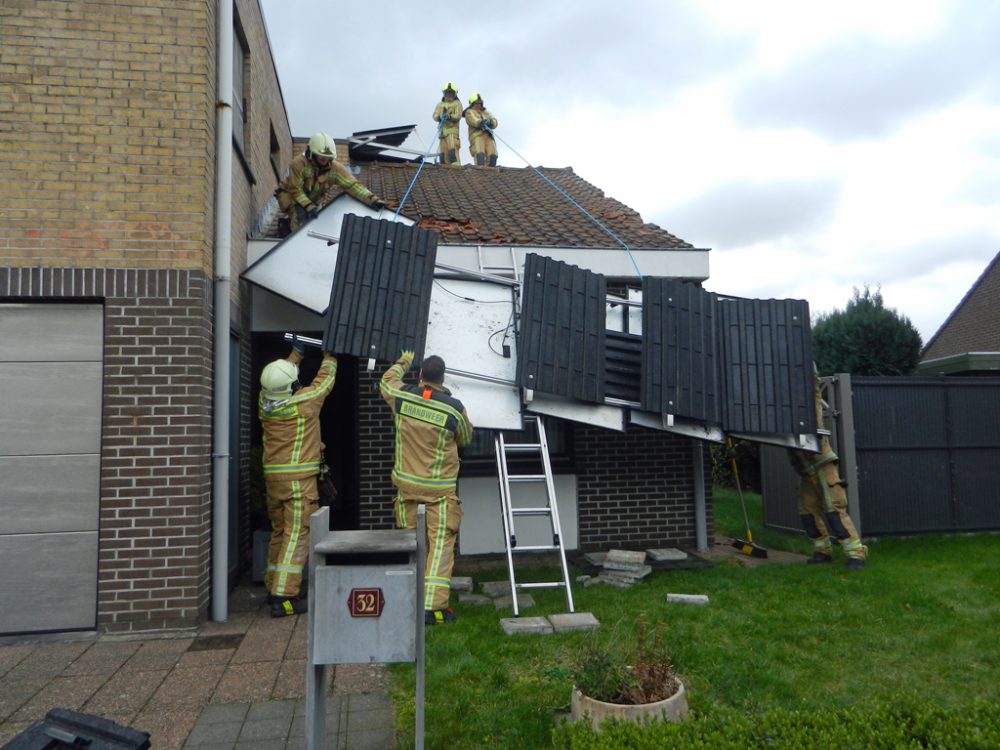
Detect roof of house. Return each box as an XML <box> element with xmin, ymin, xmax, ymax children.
<box><xmin>922</xmin><ymin>249</ymin><xmax>1000</xmax><ymax>361</ymax></box>
<box><xmin>262</xmin><ymin>161</ymin><xmax>693</xmax><ymax>249</ymax></box>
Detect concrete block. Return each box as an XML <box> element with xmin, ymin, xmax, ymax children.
<box><xmin>548</xmin><ymin>612</ymin><xmax>600</xmax><ymax>633</ymax></box>
<box><xmin>575</xmin><ymin>575</ymin><xmax>592</xmax><ymax>583</ymax></box>
<box><xmin>666</xmin><ymin>593</ymin><xmax>710</xmax><ymax>606</ymax></box>
<box><xmin>500</xmin><ymin>616</ymin><xmax>553</xmax><ymax>635</ymax></box>
<box><xmin>605</xmin><ymin>549</ymin><xmax>646</xmax><ymax>567</ymax></box>
<box><xmin>647</xmin><ymin>547</ymin><xmax>688</xmax><ymax>562</ymax></box>
<box><xmin>481</xmin><ymin>580</ymin><xmax>511</xmax><ymax>597</ymax></box>
<box><xmin>451</xmin><ymin>576</ymin><xmax>473</xmax><ymax>592</ymax></box>
<box><xmin>596</xmin><ymin>575</ymin><xmax>633</xmax><ymax>588</ymax></box>
<box><xmin>456</xmin><ymin>592</ymin><xmax>492</xmax><ymax>606</ymax></box>
<box><xmin>583</xmin><ymin>552</ymin><xmax>606</xmax><ymax>566</ymax></box>
<box><xmin>494</xmin><ymin>593</ymin><xmax>535</xmax><ymax>610</ymax></box>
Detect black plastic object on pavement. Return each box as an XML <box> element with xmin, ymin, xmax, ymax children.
<box><xmin>2</xmin><ymin>708</ymin><xmax>151</xmax><ymax>750</ymax></box>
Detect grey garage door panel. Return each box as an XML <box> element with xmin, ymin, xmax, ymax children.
<box><xmin>0</xmin><ymin>531</ymin><xmax>98</xmax><ymax>634</ymax></box>
<box><xmin>0</xmin><ymin>454</ymin><xmax>100</xmax><ymax>534</ymax></box>
<box><xmin>0</xmin><ymin>303</ymin><xmax>103</xmax><ymax>362</ymax></box>
<box><xmin>0</xmin><ymin>362</ymin><xmax>103</xmax><ymax>455</ymax></box>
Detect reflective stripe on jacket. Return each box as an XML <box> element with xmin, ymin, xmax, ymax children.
<box><xmin>380</xmin><ymin>356</ymin><xmax>473</xmax><ymax>497</ymax></box>
<box><xmin>259</xmin><ymin>355</ymin><xmax>337</xmax><ymax>480</ymax></box>
<box><xmin>277</xmin><ymin>154</ymin><xmax>376</xmax><ymax>211</ymax></box>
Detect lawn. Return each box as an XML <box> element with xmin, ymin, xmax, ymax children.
<box><xmin>389</xmin><ymin>487</ymin><xmax>1000</xmax><ymax>748</ymax></box>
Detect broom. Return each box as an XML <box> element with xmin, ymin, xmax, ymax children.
<box><xmin>726</xmin><ymin>438</ymin><xmax>768</xmax><ymax>559</ymax></box>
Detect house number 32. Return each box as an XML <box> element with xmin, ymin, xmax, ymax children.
<box><xmin>347</xmin><ymin>587</ymin><xmax>385</xmax><ymax>617</ymax></box>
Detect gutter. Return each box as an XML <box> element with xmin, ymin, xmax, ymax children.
<box><xmin>211</xmin><ymin>0</ymin><xmax>234</xmax><ymax>622</ymax></box>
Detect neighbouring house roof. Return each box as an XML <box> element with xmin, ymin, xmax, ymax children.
<box><xmin>921</xmin><ymin>249</ymin><xmax>1000</xmax><ymax>364</ymax></box>
<box><xmin>260</xmin><ymin>161</ymin><xmax>693</xmax><ymax>249</ymax></box>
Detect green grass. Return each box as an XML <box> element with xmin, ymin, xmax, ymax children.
<box><xmin>389</xmin><ymin>488</ymin><xmax>1000</xmax><ymax>749</ymax></box>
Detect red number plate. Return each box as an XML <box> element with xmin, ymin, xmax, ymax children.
<box><xmin>347</xmin><ymin>587</ymin><xmax>385</xmax><ymax>617</ymax></box>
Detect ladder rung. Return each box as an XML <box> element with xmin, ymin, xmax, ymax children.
<box><xmin>511</xmin><ymin>507</ymin><xmax>553</xmax><ymax>516</ymax></box>
<box><xmin>516</xmin><ymin>581</ymin><xmax>567</xmax><ymax>589</ymax></box>
<box><xmin>511</xmin><ymin>544</ymin><xmax>559</xmax><ymax>552</ymax></box>
<box><xmin>509</xmin><ymin>475</ymin><xmax>546</xmax><ymax>483</ymax></box>
<box><xmin>502</xmin><ymin>443</ymin><xmax>542</xmax><ymax>452</ymax></box>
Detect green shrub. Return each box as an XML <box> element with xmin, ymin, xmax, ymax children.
<box><xmin>551</xmin><ymin>696</ymin><xmax>1000</xmax><ymax>749</ymax></box>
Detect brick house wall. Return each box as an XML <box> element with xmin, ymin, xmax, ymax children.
<box><xmin>1</xmin><ymin>0</ymin><xmax>291</xmax><ymax>633</ymax></box>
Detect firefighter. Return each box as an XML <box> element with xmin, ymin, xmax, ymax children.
<box><xmin>464</xmin><ymin>93</ymin><xmax>498</xmax><ymax>167</ymax></box>
<box><xmin>259</xmin><ymin>339</ymin><xmax>338</xmax><ymax>616</ymax></box>
<box><xmin>380</xmin><ymin>351</ymin><xmax>473</xmax><ymax>624</ymax></box>
<box><xmin>787</xmin><ymin>371</ymin><xmax>868</xmax><ymax>569</ymax></box>
<box><xmin>432</xmin><ymin>82</ymin><xmax>463</xmax><ymax>166</ymax></box>
<box><xmin>274</xmin><ymin>132</ymin><xmax>387</xmax><ymax>237</ymax></box>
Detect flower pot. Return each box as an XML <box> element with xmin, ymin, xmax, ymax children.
<box><xmin>570</xmin><ymin>680</ymin><xmax>689</xmax><ymax>732</ymax></box>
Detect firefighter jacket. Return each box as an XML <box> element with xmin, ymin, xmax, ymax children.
<box><xmin>277</xmin><ymin>154</ymin><xmax>378</xmax><ymax>212</ymax></box>
<box><xmin>380</xmin><ymin>354</ymin><xmax>473</xmax><ymax>498</ymax></box>
<box><xmin>433</xmin><ymin>98</ymin><xmax>463</xmax><ymax>136</ymax></box>
<box><xmin>464</xmin><ymin>107</ymin><xmax>497</xmax><ymax>143</ymax></box>
<box><xmin>259</xmin><ymin>354</ymin><xmax>337</xmax><ymax>481</ymax></box>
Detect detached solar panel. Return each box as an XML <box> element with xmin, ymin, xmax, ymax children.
<box><xmin>717</xmin><ymin>295</ymin><xmax>815</xmax><ymax>435</ymax></box>
<box><xmin>641</xmin><ymin>278</ymin><xmax>720</xmax><ymax>423</ymax></box>
<box><xmin>517</xmin><ymin>254</ymin><xmax>606</xmax><ymax>403</ymax></box>
<box><xmin>322</xmin><ymin>215</ymin><xmax>438</xmax><ymax>362</ymax></box>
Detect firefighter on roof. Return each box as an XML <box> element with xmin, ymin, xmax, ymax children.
<box><xmin>259</xmin><ymin>339</ymin><xmax>338</xmax><ymax>616</ymax></box>
<box><xmin>464</xmin><ymin>92</ymin><xmax>498</xmax><ymax>167</ymax></box>
<box><xmin>787</xmin><ymin>369</ymin><xmax>869</xmax><ymax>569</ymax></box>
<box><xmin>380</xmin><ymin>351</ymin><xmax>473</xmax><ymax>624</ymax></box>
<box><xmin>274</xmin><ymin>132</ymin><xmax>387</xmax><ymax>237</ymax></box>
<box><xmin>432</xmin><ymin>82</ymin><xmax>463</xmax><ymax>166</ymax></box>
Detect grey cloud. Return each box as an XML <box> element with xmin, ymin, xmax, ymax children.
<box><xmin>844</xmin><ymin>230</ymin><xmax>1000</xmax><ymax>285</ymax></box>
<box><xmin>657</xmin><ymin>178</ymin><xmax>840</xmax><ymax>248</ymax></box>
<box><xmin>732</xmin><ymin>0</ymin><xmax>1000</xmax><ymax>140</ymax></box>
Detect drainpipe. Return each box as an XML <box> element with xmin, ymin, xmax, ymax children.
<box><xmin>211</xmin><ymin>0</ymin><xmax>234</xmax><ymax>622</ymax></box>
<box><xmin>692</xmin><ymin>441</ymin><xmax>708</xmax><ymax>552</ymax></box>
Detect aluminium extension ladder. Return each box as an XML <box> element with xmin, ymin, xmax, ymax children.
<box><xmin>494</xmin><ymin>415</ymin><xmax>575</xmax><ymax>616</ymax></box>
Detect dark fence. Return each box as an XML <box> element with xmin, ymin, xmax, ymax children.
<box><xmin>762</xmin><ymin>375</ymin><xmax>1000</xmax><ymax>535</ymax></box>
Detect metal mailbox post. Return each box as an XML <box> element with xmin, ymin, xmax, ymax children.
<box><xmin>305</xmin><ymin>506</ymin><xmax>426</xmax><ymax>750</ymax></box>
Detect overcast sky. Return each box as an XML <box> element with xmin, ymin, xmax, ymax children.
<box><xmin>258</xmin><ymin>0</ymin><xmax>1000</xmax><ymax>343</ymax></box>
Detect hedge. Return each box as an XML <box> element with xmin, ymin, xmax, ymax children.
<box><xmin>551</xmin><ymin>697</ymin><xmax>1000</xmax><ymax>749</ymax></box>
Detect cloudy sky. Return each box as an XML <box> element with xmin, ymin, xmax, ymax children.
<box><xmin>258</xmin><ymin>0</ymin><xmax>1000</xmax><ymax>343</ymax></box>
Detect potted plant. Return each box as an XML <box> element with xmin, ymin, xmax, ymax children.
<box><xmin>570</xmin><ymin>613</ymin><xmax>689</xmax><ymax>731</ymax></box>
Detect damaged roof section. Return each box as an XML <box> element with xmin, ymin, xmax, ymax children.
<box><xmin>270</xmin><ymin>162</ymin><xmax>693</xmax><ymax>249</ymax></box>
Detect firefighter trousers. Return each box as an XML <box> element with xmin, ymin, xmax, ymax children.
<box><xmin>265</xmin><ymin>476</ymin><xmax>319</xmax><ymax>598</ymax></box>
<box><xmin>395</xmin><ymin>492</ymin><xmax>463</xmax><ymax>611</ymax></box>
<box><xmin>798</xmin><ymin>463</ymin><xmax>867</xmax><ymax>560</ymax></box>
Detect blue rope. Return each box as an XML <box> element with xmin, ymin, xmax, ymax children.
<box><xmin>483</xmin><ymin>123</ymin><xmax>644</xmax><ymax>279</ymax></box>
<box><xmin>393</xmin><ymin>122</ymin><xmax>445</xmax><ymax>221</ymax></box>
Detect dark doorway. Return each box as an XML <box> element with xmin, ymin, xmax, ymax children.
<box><xmin>251</xmin><ymin>334</ymin><xmax>360</xmax><ymax>531</ymax></box>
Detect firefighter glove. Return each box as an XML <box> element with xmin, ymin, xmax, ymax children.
<box><xmin>439</xmin><ymin>113</ymin><xmax>449</xmax><ymax>122</ymax></box>
<box><xmin>400</xmin><ymin>350</ymin><xmax>415</xmax><ymax>368</ymax></box>
<box><xmin>306</xmin><ymin>207</ymin><xmax>319</xmax><ymax>220</ymax></box>
<box><xmin>371</xmin><ymin>199</ymin><xmax>387</xmax><ymax>211</ymax></box>
<box><xmin>291</xmin><ymin>336</ymin><xmax>305</xmax><ymax>356</ymax></box>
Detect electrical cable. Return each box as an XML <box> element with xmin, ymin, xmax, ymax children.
<box><xmin>482</xmin><ymin>123</ymin><xmax>644</xmax><ymax>280</ymax></box>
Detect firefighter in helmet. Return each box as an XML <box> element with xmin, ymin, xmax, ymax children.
<box><xmin>275</xmin><ymin>132</ymin><xmax>387</xmax><ymax>237</ymax></box>
<box><xmin>432</xmin><ymin>82</ymin><xmax>463</xmax><ymax>166</ymax></box>
<box><xmin>464</xmin><ymin>93</ymin><xmax>498</xmax><ymax>167</ymax></box>
<box><xmin>259</xmin><ymin>339</ymin><xmax>338</xmax><ymax>616</ymax></box>
<box><xmin>787</xmin><ymin>368</ymin><xmax>869</xmax><ymax>569</ymax></box>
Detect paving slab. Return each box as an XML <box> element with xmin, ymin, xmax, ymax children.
<box><xmin>647</xmin><ymin>547</ymin><xmax>688</xmax><ymax>562</ymax></box>
<box><xmin>500</xmin><ymin>617</ymin><xmax>553</xmax><ymax>635</ymax></box>
<box><xmin>456</xmin><ymin>592</ymin><xmax>492</xmax><ymax>606</ymax></box>
<box><xmin>547</xmin><ymin>612</ymin><xmax>600</xmax><ymax>633</ymax></box>
<box><xmin>604</xmin><ymin>549</ymin><xmax>646</xmax><ymax>569</ymax></box>
<box><xmin>665</xmin><ymin>593</ymin><xmax>710</xmax><ymax>605</ymax></box>
<box><xmin>493</xmin><ymin>593</ymin><xmax>535</xmax><ymax>611</ymax></box>
<box><xmin>480</xmin><ymin>580</ymin><xmax>511</xmax><ymax>597</ymax></box>
<box><xmin>582</xmin><ymin>552</ymin><xmax>606</xmax><ymax>566</ymax></box>
<box><xmin>450</xmin><ymin>576</ymin><xmax>473</xmax><ymax>592</ymax></box>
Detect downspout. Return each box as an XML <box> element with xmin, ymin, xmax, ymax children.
<box><xmin>693</xmin><ymin>441</ymin><xmax>708</xmax><ymax>552</ymax></box>
<box><xmin>211</xmin><ymin>0</ymin><xmax>234</xmax><ymax>622</ymax></box>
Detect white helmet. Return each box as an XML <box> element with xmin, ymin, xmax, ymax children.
<box><xmin>308</xmin><ymin>132</ymin><xmax>337</xmax><ymax>160</ymax></box>
<box><xmin>260</xmin><ymin>359</ymin><xmax>299</xmax><ymax>400</ymax></box>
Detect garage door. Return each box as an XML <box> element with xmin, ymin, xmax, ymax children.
<box><xmin>0</xmin><ymin>303</ymin><xmax>103</xmax><ymax>635</ymax></box>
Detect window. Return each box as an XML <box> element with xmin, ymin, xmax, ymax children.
<box><xmin>269</xmin><ymin>123</ymin><xmax>281</xmax><ymax>181</ymax></box>
<box><xmin>232</xmin><ymin>23</ymin><xmax>248</xmax><ymax>152</ymax></box>
<box><xmin>459</xmin><ymin>419</ymin><xmax>575</xmax><ymax>476</ymax></box>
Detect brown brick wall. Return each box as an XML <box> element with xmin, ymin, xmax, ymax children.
<box><xmin>0</xmin><ymin>267</ymin><xmax>213</xmax><ymax>632</ymax></box>
<box><xmin>0</xmin><ymin>0</ymin><xmax>216</xmax><ymax>272</ymax></box>
<box><xmin>573</xmin><ymin>425</ymin><xmax>712</xmax><ymax>550</ymax></box>
<box><xmin>356</xmin><ymin>364</ymin><xmax>398</xmax><ymax>529</ymax></box>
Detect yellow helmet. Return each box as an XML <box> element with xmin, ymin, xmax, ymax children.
<box><xmin>260</xmin><ymin>359</ymin><xmax>299</xmax><ymax>401</ymax></box>
<box><xmin>307</xmin><ymin>132</ymin><xmax>336</xmax><ymax>160</ymax></box>
<box><xmin>442</xmin><ymin>82</ymin><xmax>458</xmax><ymax>94</ymax></box>
<box><xmin>468</xmin><ymin>93</ymin><xmax>483</xmax><ymax>106</ymax></box>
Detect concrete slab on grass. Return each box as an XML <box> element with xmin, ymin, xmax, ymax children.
<box><xmin>500</xmin><ymin>617</ymin><xmax>553</xmax><ymax>635</ymax></box>
<box><xmin>666</xmin><ymin>593</ymin><xmax>710</xmax><ymax>605</ymax></box>
<box><xmin>481</xmin><ymin>580</ymin><xmax>511</xmax><ymax>597</ymax></box>
<box><xmin>548</xmin><ymin>612</ymin><xmax>600</xmax><ymax>632</ymax></box>
<box><xmin>456</xmin><ymin>592</ymin><xmax>492</xmax><ymax>606</ymax></box>
<box><xmin>647</xmin><ymin>547</ymin><xmax>688</xmax><ymax>562</ymax></box>
<box><xmin>494</xmin><ymin>593</ymin><xmax>535</xmax><ymax>610</ymax></box>
<box><xmin>451</xmin><ymin>576</ymin><xmax>473</xmax><ymax>592</ymax></box>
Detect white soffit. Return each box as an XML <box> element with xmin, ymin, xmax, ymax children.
<box><xmin>242</xmin><ymin>197</ymin><xmax>412</xmax><ymax>314</ymax></box>
<box><xmin>426</xmin><ymin>278</ymin><xmax>523</xmax><ymax>431</ymax></box>
<box><xmin>527</xmin><ymin>394</ymin><xmax>625</xmax><ymax>432</ymax></box>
